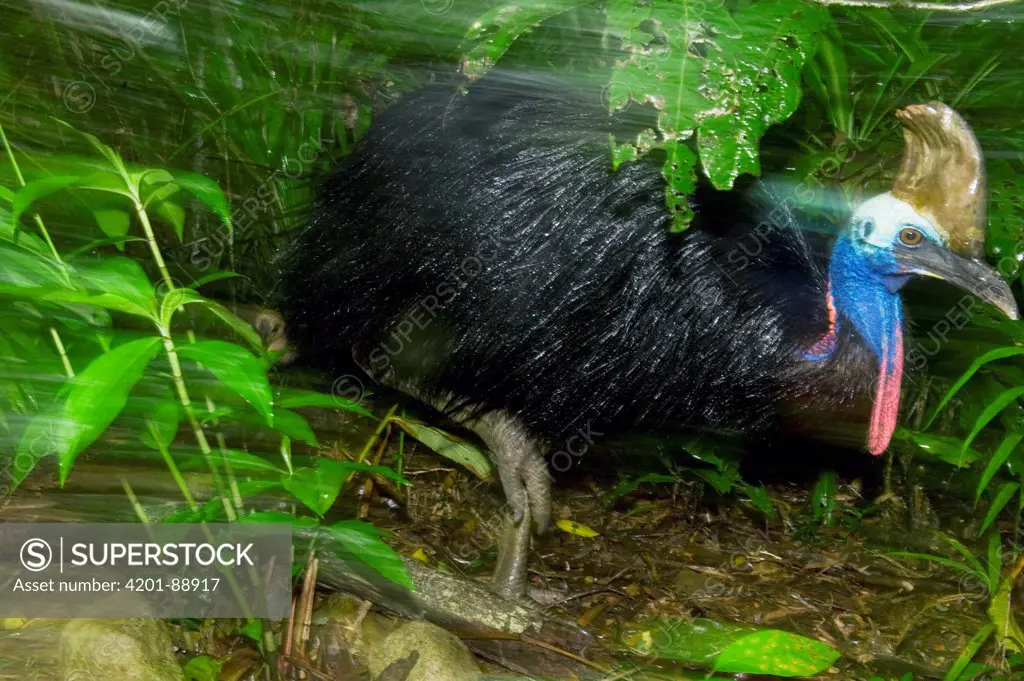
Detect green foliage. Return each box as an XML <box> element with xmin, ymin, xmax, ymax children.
<box><xmin>0</xmin><ymin>121</ymin><xmax>413</xmax><ymax>592</ymax></box>
<box><xmin>892</xmin><ymin>533</ymin><xmax>1024</xmax><ymax>658</ymax></box>
<box><xmin>606</xmin><ymin>0</ymin><xmax>829</xmax><ymax>228</ymax></box>
<box><xmin>622</xmin><ymin>617</ymin><xmax>839</xmax><ymax>676</ymax></box>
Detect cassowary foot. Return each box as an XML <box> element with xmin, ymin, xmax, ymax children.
<box><xmin>468</xmin><ymin>412</ymin><xmax>552</xmax><ymax>601</ymax></box>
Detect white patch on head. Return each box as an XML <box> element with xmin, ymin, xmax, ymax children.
<box><xmin>849</xmin><ymin>192</ymin><xmax>944</xmax><ymax>249</ymax></box>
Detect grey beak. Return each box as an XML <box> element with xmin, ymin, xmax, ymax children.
<box><xmin>896</xmin><ymin>240</ymin><xmax>1019</xmax><ymax>321</ymax></box>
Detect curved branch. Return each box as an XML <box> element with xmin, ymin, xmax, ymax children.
<box><xmin>812</xmin><ymin>0</ymin><xmax>1019</xmax><ymax>11</ymax></box>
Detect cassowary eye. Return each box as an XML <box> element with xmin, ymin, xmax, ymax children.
<box><xmin>899</xmin><ymin>227</ymin><xmax>924</xmax><ymax>246</ymax></box>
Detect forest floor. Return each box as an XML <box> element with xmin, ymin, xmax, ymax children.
<box><xmin>0</xmin><ymin>391</ymin><xmax>1018</xmax><ymax>681</ymax></box>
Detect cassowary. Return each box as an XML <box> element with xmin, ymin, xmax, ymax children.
<box><xmin>278</xmin><ymin>70</ymin><xmax>1018</xmax><ymax>598</ymax></box>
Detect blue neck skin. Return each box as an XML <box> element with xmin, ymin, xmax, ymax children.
<box><xmin>806</xmin><ymin>235</ymin><xmax>907</xmax><ymax>371</ymax></box>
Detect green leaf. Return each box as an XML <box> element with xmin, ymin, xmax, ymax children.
<box><xmin>714</xmin><ymin>629</ymin><xmax>840</xmax><ymax>676</ymax></box>
<box><xmin>609</xmin><ymin>0</ymin><xmax>828</xmax><ymax>226</ymax></box>
<box><xmin>742</xmin><ymin>483</ymin><xmax>776</xmax><ymax>518</ymax></box>
<box><xmin>54</xmin><ymin>337</ymin><xmax>162</xmax><ymax>483</ymax></box>
<box><xmin>188</xmin><ymin>271</ymin><xmax>239</xmax><ymax>290</ymax></box>
<box><xmin>905</xmin><ymin>430</ymin><xmax>981</xmax><ymax>468</ymax></box>
<box><xmin>239</xmin><ymin>619</ymin><xmax>263</xmax><ymax>642</ymax></box>
<box><xmin>90</xmin><ymin>208</ymin><xmax>131</xmax><ymax>244</ymax></box>
<box><xmin>177</xmin><ymin>340</ymin><xmax>273</xmax><ymax>423</ymax></box>
<box><xmin>238</xmin><ymin>510</ymin><xmax>317</xmax><ymax>526</ymax></box>
<box><xmin>77</xmin><ymin>257</ymin><xmax>157</xmax><ymax>318</ymax></box>
<box><xmin>695</xmin><ymin>468</ymin><xmax>738</xmax><ymax>495</ymax></box>
<box><xmin>392</xmin><ymin>417</ymin><xmax>492</xmax><ymax>479</ymax></box>
<box><xmin>978</xmin><ymin>482</ymin><xmax>1020</xmax><ymax>536</ymax></box>
<box><xmin>276</xmin><ymin>387</ymin><xmax>375</xmax><ymax>419</ymax></box>
<box><xmin>989</xmin><ymin>578</ymin><xmax>1024</xmax><ymax>652</ymax></box>
<box><xmin>183</xmin><ymin>655</ymin><xmax>223</xmax><ymax>681</ymax></box>
<box><xmin>976</xmin><ymin>431</ymin><xmax>1023</xmax><ymax>505</ymax></box>
<box><xmin>72</xmin><ymin>170</ymin><xmax>135</xmax><ymax>198</ymax></box>
<box><xmin>271</xmin><ymin>407</ymin><xmax>318</xmax><ymax>447</ymax></box>
<box><xmin>140</xmin><ymin>399</ymin><xmax>180</xmax><ymax>451</ymax></box>
<box><xmin>54</xmin><ymin>120</ymin><xmax>132</xmax><ymax>181</ymax></box>
<box><xmin>333</xmin><ymin>460</ymin><xmax>410</xmax><ymax>486</ymax></box>
<box><xmin>604</xmin><ymin>472</ymin><xmax>680</xmax><ymax>503</ymax></box>
<box><xmin>962</xmin><ymin>386</ymin><xmax>1024</xmax><ymax>454</ymax></box>
<box><xmin>810</xmin><ymin>471</ymin><xmax>839</xmax><ymax>525</ymax></box>
<box><xmin>461</xmin><ymin>0</ymin><xmax>595</xmax><ymax>81</ymax></box>
<box><xmin>11</xmin><ymin>176</ymin><xmax>81</xmax><ymax>228</ymax></box>
<box><xmin>151</xmin><ymin>191</ymin><xmax>185</xmax><ymax>242</ymax></box>
<box><xmin>167</xmin><ymin>170</ymin><xmax>232</xmax><ymax>233</ymax></box>
<box><xmin>0</xmin><ymin>283</ymin><xmax>155</xmax><ymax>319</ymax></box>
<box><xmin>282</xmin><ymin>459</ymin><xmax>350</xmax><ymax>516</ymax></box>
<box><xmin>162</xmin><ymin>290</ymin><xmax>263</xmax><ymax>351</ymax></box>
<box><xmin>925</xmin><ymin>346</ymin><xmax>1024</xmax><ymax>429</ymax></box>
<box><xmin>64</xmin><ymin>235</ymin><xmax>146</xmax><ymax>260</ymax></box>
<box><xmin>207</xmin><ymin>450</ymin><xmax>283</xmax><ymax>475</ymax></box>
<box><xmin>0</xmin><ymin>244</ymin><xmax>68</xmax><ymax>287</ymax></box>
<box><xmin>943</xmin><ymin>623</ymin><xmax>995</xmax><ymax>681</ymax></box>
<box><xmin>621</xmin><ymin>618</ymin><xmax>837</xmax><ymax>676</ymax></box>
<box><xmin>10</xmin><ymin>413</ymin><xmax>60</xmax><ymax>493</ymax></box>
<box><xmin>698</xmin><ymin>0</ymin><xmax>829</xmax><ymax>189</ymax></box>
<box><xmin>323</xmin><ymin>520</ymin><xmax>413</xmax><ymax>590</ymax></box>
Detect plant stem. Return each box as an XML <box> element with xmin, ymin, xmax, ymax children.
<box><xmin>133</xmin><ymin>198</ymin><xmax>177</xmax><ymax>293</ymax></box>
<box><xmin>3</xmin><ymin>124</ymin><xmax>76</xmax><ymax>374</ymax></box>
<box><xmin>121</xmin><ymin>475</ymin><xmax>153</xmax><ymax>524</ymax></box>
<box><xmin>159</xmin><ymin>326</ymin><xmax>236</xmax><ymax>522</ymax></box>
<box><xmin>48</xmin><ymin>327</ymin><xmax>74</xmax><ymax>378</ymax></box>
<box><xmin>147</xmin><ymin>419</ymin><xmax>198</xmax><ymax>512</ymax></box>
<box><xmin>0</xmin><ymin>123</ymin><xmax>66</xmax><ymax>267</ymax></box>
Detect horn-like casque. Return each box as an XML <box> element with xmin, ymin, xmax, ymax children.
<box><xmin>891</xmin><ymin>102</ymin><xmax>986</xmax><ymax>258</ymax></box>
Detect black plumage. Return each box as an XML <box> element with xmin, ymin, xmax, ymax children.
<box><xmin>279</xmin><ymin>69</ymin><xmax>877</xmax><ymax>449</ymax></box>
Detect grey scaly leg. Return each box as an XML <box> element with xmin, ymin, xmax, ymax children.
<box><xmin>467</xmin><ymin>412</ymin><xmax>551</xmax><ymax>599</ymax></box>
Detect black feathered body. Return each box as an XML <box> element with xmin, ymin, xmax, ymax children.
<box><xmin>279</xmin><ymin>71</ymin><xmax>879</xmax><ymax>449</ymax></box>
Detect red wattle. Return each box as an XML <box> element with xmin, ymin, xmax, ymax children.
<box><xmin>868</xmin><ymin>327</ymin><xmax>903</xmax><ymax>455</ymax></box>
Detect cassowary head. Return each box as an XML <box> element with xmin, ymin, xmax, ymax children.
<box><xmin>811</xmin><ymin>103</ymin><xmax>1019</xmax><ymax>455</ymax></box>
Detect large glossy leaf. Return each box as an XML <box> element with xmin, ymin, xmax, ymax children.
<box><xmin>176</xmin><ymin>340</ymin><xmax>273</xmax><ymax>423</ymax></box>
<box><xmin>323</xmin><ymin>520</ymin><xmax>413</xmax><ymax>590</ymax></box>
<box><xmin>698</xmin><ymin>0</ymin><xmax>829</xmax><ymax>189</ymax></box>
<box><xmin>714</xmin><ymin>629</ymin><xmax>840</xmax><ymax>676</ymax></box>
<box><xmin>609</xmin><ymin>0</ymin><xmax>828</xmax><ymax>228</ymax></box>
<box><xmin>51</xmin><ymin>337</ymin><xmax>162</xmax><ymax>483</ymax></box>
